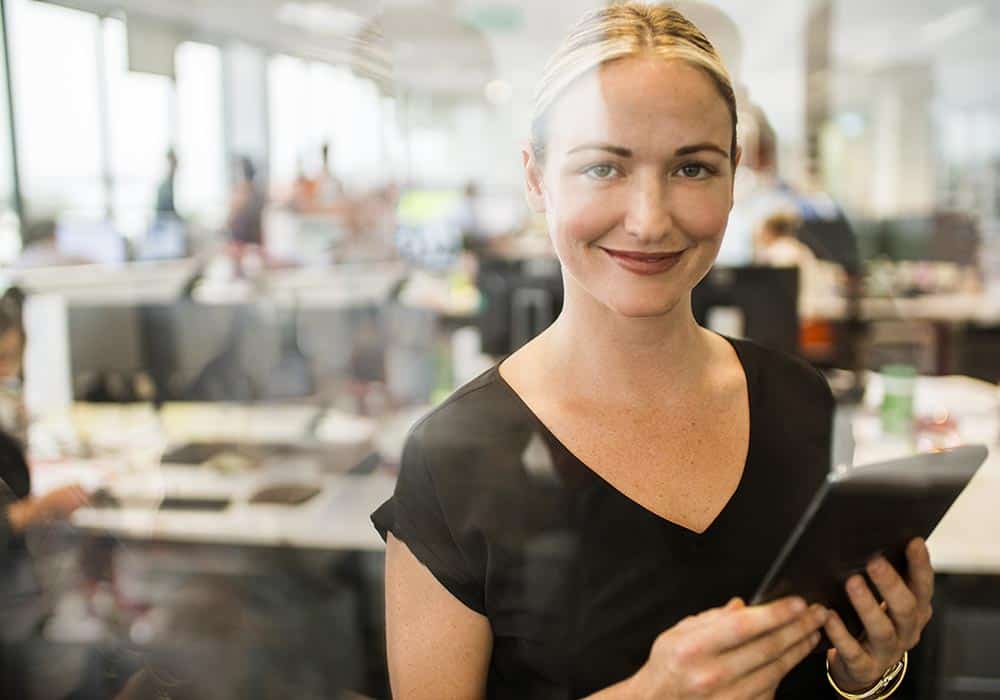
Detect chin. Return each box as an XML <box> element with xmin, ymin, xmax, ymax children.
<box><xmin>603</xmin><ymin>290</ymin><xmax>687</xmax><ymax>319</ymax></box>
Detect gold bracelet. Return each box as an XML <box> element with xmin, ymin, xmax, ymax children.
<box><xmin>826</xmin><ymin>651</ymin><xmax>908</xmax><ymax>700</ymax></box>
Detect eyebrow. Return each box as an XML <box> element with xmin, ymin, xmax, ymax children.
<box><xmin>566</xmin><ymin>141</ymin><xmax>730</xmax><ymax>159</ymax></box>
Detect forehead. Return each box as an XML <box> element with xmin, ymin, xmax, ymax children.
<box><xmin>546</xmin><ymin>56</ymin><xmax>732</xmax><ymax>158</ymax></box>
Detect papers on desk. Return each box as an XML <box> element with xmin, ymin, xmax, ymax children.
<box><xmin>71</xmin><ymin>470</ymin><xmax>394</xmax><ymax>551</ymax></box>
<box><xmin>314</xmin><ymin>410</ymin><xmax>375</xmax><ymax>445</ymax></box>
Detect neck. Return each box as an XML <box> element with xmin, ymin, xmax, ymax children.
<box><xmin>538</xmin><ymin>280</ymin><xmax>711</xmax><ymax>404</ymax></box>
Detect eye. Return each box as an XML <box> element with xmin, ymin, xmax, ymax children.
<box><xmin>676</xmin><ymin>163</ymin><xmax>715</xmax><ymax>179</ymax></box>
<box><xmin>583</xmin><ymin>164</ymin><xmax>619</xmax><ymax>181</ymax></box>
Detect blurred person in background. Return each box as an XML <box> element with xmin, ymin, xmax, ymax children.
<box><xmin>0</xmin><ymin>288</ymin><xmax>28</xmax><ymax>447</ymax></box>
<box><xmin>227</xmin><ymin>156</ymin><xmax>265</xmax><ymax>248</ymax></box>
<box><xmin>154</xmin><ymin>149</ymin><xmax>179</xmax><ymax>220</ymax></box>
<box><xmin>0</xmin><ymin>289</ymin><xmax>90</xmax><ymax>700</ymax></box>
<box><xmin>754</xmin><ymin>210</ymin><xmax>816</xmax><ymax>269</ymax></box>
<box><xmin>728</xmin><ymin>105</ymin><xmax>859</xmax><ymax>275</ymax></box>
<box><xmin>288</xmin><ymin>157</ymin><xmax>318</xmax><ymax>213</ymax></box>
<box><xmin>720</xmin><ymin>104</ymin><xmax>797</xmax><ymax>266</ymax></box>
<box><xmin>315</xmin><ymin>142</ymin><xmax>345</xmax><ymax>208</ymax></box>
<box><xmin>456</xmin><ymin>181</ymin><xmax>489</xmax><ymax>253</ymax></box>
<box><xmin>0</xmin><ymin>287</ymin><xmax>87</xmax><ymax>534</ymax></box>
<box><xmin>754</xmin><ymin>210</ymin><xmax>845</xmax><ymax>307</ymax></box>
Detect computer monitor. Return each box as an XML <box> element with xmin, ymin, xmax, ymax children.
<box><xmin>477</xmin><ymin>255</ymin><xmax>563</xmax><ymax>356</ymax></box>
<box><xmin>56</xmin><ymin>218</ymin><xmax>127</xmax><ymax>265</ymax></box>
<box><xmin>691</xmin><ymin>266</ymin><xmax>800</xmax><ymax>356</ymax></box>
<box><xmin>477</xmin><ymin>261</ymin><xmax>799</xmax><ymax>357</ymax></box>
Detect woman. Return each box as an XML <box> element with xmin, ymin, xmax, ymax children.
<box><xmin>0</xmin><ymin>292</ymin><xmax>87</xmax><ymax>699</ymax></box>
<box><xmin>0</xmin><ymin>290</ymin><xmax>87</xmax><ymax>541</ymax></box>
<box><xmin>373</xmin><ymin>5</ymin><xmax>932</xmax><ymax>698</ymax></box>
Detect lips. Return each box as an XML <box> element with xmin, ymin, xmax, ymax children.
<box><xmin>600</xmin><ymin>247</ymin><xmax>685</xmax><ymax>275</ymax></box>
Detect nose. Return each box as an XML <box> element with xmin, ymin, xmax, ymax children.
<box><xmin>623</xmin><ymin>173</ymin><xmax>673</xmax><ymax>244</ymax></box>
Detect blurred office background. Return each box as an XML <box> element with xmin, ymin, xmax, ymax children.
<box><xmin>0</xmin><ymin>0</ymin><xmax>997</xmax><ymax>698</ymax></box>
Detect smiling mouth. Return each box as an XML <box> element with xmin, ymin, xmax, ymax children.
<box><xmin>600</xmin><ymin>248</ymin><xmax>684</xmax><ymax>262</ymax></box>
<box><xmin>600</xmin><ymin>247</ymin><xmax>686</xmax><ymax>275</ymax></box>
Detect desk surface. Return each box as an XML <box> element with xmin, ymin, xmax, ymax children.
<box><xmin>35</xmin><ymin>390</ymin><xmax>1000</xmax><ymax>569</ymax></box>
<box><xmin>59</xmin><ymin>451</ymin><xmax>1000</xmax><ymax>566</ymax></box>
<box><xmin>808</xmin><ymin>292</ymin><xmax>1000</xmax><ymax>324</ymax></box>
<box><xmin>34</xmin><ymin>400</ymin><xmax>403</xmax><ymax>552</ymax></box>
<box><xmin>68</xmin><ymin>467</ymin><xmax>393</xmax><ymax>552</ymax></box>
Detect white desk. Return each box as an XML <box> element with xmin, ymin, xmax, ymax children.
<box><xmin>192</xmin><ymin>262</ymin><xmax>407</xmax><ymax>310</ymax></box>
<box><xmin>68</xmin><ymin>466</ymin><xmax>394</xmax><ymax>552</ymax></box>
<box><xmin>851</xmin><ymin>373</ymin><xmax>1000</xmax><ymax>574</ymax></box>
<box><xmin>808</xmin><ymin>292</ymin><xmax>1000</xmax><ymax>324</ymax></box>
<box><xmin>923</xmin><ymin>466</ymin><xmax>1000</xmax><ymax>574</ymax></box>
<box><xmin>32</xmin><ymin>401</ymin><xmax>396</xmax><ymax>552</ymax></box>
<box><xmin>38</xmin><ymin>383</ymin><xmax>1000</xmax><ymax>569</ymax></box>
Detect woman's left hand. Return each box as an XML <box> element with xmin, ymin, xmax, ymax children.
<box><xmin>824</xmin><ymin>537</ymin><xmax>935</xmax><ymax>693</ymax></box>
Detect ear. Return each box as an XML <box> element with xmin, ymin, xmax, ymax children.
<box><xmin>522</xmin><ymin>145</ymin><xmax>547</xmax><ymax>213</ymax></box>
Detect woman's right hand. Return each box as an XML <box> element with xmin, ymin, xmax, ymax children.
<box><xmin>629</xmin><ymin>596</ymin><xmax>829</xmax><ymax>699</ymax></box>
<box><xmin>8</xmin><ymin>484</ymin><xmax>89</xmax><ymax>532</ymax></box>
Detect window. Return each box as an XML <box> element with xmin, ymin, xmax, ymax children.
<box><xmin>268</xmin><ymin>54</ymin><xmax>384</xmax><ymax>194</ymax></box>
<box><xmin>0</xmin><ymin>7</ymin><xmax>18</xmax><ymax>261</ymax></box>
<box><xmin>176</xmin><ymin>41</ymin><xmax>226</xmax><ymax>227</ymax></box>
<box><xmin>268</xmin><ymin>54</ymin><xmax>310</xmax><ymax>192</ymax></box>
<box><xmin>8</xmin><ymin>0</ymin><xmax>104</xmax><ymax>220</ymax></box>
<box><xmin>103</xmin><ymin>17</ymin><xmax>172</xmax><ymax>237</ymax></box>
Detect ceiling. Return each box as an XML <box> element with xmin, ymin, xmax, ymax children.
<box><xmin>35</xmin><ymin>0</ymin><xmax>1000</xmax><ymax>103</ymax></box>
<box><xmin>36</xmin><ymin>0</ymin><xmax>598</xmax><ymax>94</ymax></box>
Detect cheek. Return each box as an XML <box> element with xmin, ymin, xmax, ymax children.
<box><xmin>545</xmin><ymin>181</ymin><xmax>622</xmax><ymax>250</ymax></box>
<box><xmin>671</xmin><ymin>189</ymin><xmax>732</xmax><ymax>243</ymax></box>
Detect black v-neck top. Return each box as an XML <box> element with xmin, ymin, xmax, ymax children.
<box><xmin>372</xmin><ymin>337</ymin><xmax>837</xmax><ymax>698</ymax></box>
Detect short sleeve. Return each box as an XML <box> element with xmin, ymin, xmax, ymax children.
<box><xmin>371</xmin><ymin>422</ymin><xmax>486</xmax><ymax>614</ymax></box>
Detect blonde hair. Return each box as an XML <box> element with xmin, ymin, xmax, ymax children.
<box><xmin>761</xmin><ymin>211</ymin><xmax>802</xmax><ymax>239</ymax></box>
<box><xmin>531</xmin><ymin>2</ymin><xmax>737</xmax><ymax>163</ymax></box>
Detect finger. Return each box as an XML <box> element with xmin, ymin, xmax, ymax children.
<box><xmin>689</xmin><ymin>596</ymin><xmax>758</xmax><ymax>629</ymax></box>
<box><xmin>68</xmin><ymin>487</ymin><xmax>89</xmax><ymax>504</ymax></box>
<box><xmin>846</xmin><ymin>575</ymin><xmax>898</xmax><ymax>652</ymax></box>
<box><xmin>718</xmin><ymin>628</ymin><xmax>820</xmax><ymax>700</ymax></box>
<box><xmin>824</xmin><ymin>610</ymin><xmax>871</xmax><ymax>673</ymax></box>
<box><xmin>719</xmin><ymin>604</ymin><xmax>828</xmax><ymax>679</ymax></box>
<box><xmin>866</xmin><ymin>556</ymin><xmax>919</xmax><ymax>637</ymax></box>
<box><xmin>696</xmin><ymin>597</ymin><xmax>808</xmax><ymax>653</ymax></box>
<box><xmin>906</xmin><ymin>538</ymin><xmax>935</xmax><ymax>604</ymax></box>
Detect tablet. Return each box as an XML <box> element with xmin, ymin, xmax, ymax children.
<box><xmin>751</xmin><ymin>444</ymin><xmax>988</xmax><ymax>643</ymax></box>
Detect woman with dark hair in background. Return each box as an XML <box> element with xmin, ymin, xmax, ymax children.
<box><xmin>0</xmin><ymin>288</ymin><xmax>88</xmax><ymax>699</ymax></box>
